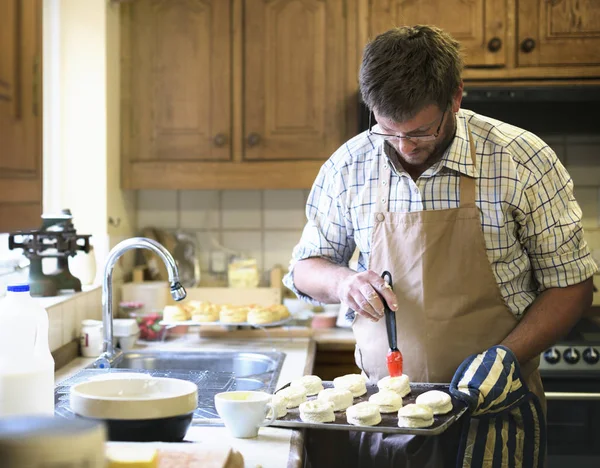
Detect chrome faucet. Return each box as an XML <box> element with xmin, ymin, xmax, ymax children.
<box><xmin>93</xmin><ymin>237</ymin><xmax>187</xmax><ymax>368</ymax></box>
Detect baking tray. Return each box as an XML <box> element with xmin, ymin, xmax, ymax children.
<box><xmin>160</xmin><ymin>316</ymin><xmax>293</xmax><ymax>329</ymax></box>
<box><xmin>271</xmin><ymin>381</ymin><xmax>468</xmax><ymax>436</ymax></box>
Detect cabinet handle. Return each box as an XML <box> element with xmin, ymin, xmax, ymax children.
<box><xmin>247</xmin><ymin>133</ymin><xmax>261</xmax><ymax>147</ymax></box>
<box><xmin>213</xmin><ymin>133</ymin><xmax>228</xmax><ymax>147</ymax></box>
<box><xmin>520</xmin><ymin>38</ymin><xmax>536</xmax><ymax>53</ymax></box>
<box><xmin>487</xmin><ymin>37</ymin><xmax>502</xmax><ymax>53</ymax></box>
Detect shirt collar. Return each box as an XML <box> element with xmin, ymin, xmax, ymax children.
<box><xmin>439</xmin><ymin>110</ymin><xmax>477</xmax><ymax>178</ymax></box>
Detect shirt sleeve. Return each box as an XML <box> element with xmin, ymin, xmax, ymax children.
<box><xmin>283</xmin><ymin>159</ymin><xmax>356</xmax><ymax>304</ymax></box>
<box><xmin>518</xmin><ymin>145</ymin><xmax>598</xmax><ymax>290</ymax></box>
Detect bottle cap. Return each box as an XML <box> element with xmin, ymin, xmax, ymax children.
<box><xmin>7</xmin><ymin>284</ymin><xmax>30</xmax><ymax>293</ymax></box>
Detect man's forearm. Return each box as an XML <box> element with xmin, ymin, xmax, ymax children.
<box><xmin>293</xmin><ymin>257</ymin><xmax>355</xmax><ymax>303</ymax></box>
<box><xmin>501</xmin><ymin>277</ymin><xmax>594</xmax><ymax>364</ymax></box>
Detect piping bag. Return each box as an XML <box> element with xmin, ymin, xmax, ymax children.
<box><xmin>382</xmin><ymin>271</ymin><xmax>403</xmax><ymax>377</ymax></box>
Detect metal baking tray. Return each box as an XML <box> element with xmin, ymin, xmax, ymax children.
<box><xmin>271</xmin><ymin>381</ymin><xmax>468</xmax><ymax>436</ymax></box>
<box><xmin>160</xmin><ymin>316</ymin><xmax>293</xmax><ymax>329</ymax></box>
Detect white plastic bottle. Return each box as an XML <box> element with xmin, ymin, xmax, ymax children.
<box><xmin>0</xmin><ymin>284</ymin><xmax>55</xmax><ymax>416</ymax></box>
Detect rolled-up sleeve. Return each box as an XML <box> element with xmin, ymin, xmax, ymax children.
<box><xmin>519</xmin><ymin>146</ymin><xmax>598</xmax><ymax>290</ymax></box>
<box><xmin>283</xmin><ymin>160</ymin><xmax>356</xmax><ymax>303</ymax></box>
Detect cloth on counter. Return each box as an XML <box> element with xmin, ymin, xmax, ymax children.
<box><xmin>450</xmin><ymin>345</ymin><xmax>546</xmax><ymax>467</ymax></box>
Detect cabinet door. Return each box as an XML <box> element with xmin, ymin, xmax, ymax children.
<box><xmin>243</xmin><ymin>0</ymin><xmax>348</xmax><ymax>161</ymax></box>
<box><xmin>0</xmin><ymin>0</ymin><xmax>42</xmax><ymax>231</ymax></box>
<box><xmin>122</xmin><ymin>0</ymin><xmax>231</xmax><ymax>163</ymax></box>
<box><xmin>518</xmin><ymin>0</ymin><xmax>600</xmax><ymax>66</ymax></box>
<box><xmin>369</xmin><ymin>0</ymin><xmax>506</xmax><ymax>67</ymax></box>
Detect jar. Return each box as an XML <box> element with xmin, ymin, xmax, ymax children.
<box><xmin>80</xmin><ymin>320</ymin><xmax>103</xmax><ymax>357</ymax></box>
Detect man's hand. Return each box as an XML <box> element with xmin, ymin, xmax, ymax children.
<box><xmin>336</xmin><ymin>270</ymin><xmax>398</xmax><ymax>322</ymax></box>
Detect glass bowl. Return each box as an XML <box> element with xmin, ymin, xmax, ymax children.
<box><xmin>129</xmin><ymin>311</ymin><xmax>167</xmax><ymax>341</ymax></box>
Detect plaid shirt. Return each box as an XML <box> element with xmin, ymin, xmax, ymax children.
<box><xmin>283</xmin><ymin>109</ymin><xmax>597</xmax><ymax>318</ymax></box>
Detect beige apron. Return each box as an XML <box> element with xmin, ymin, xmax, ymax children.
<box><xmin>352</xmin><ymin>127</ymin><xmax>546</xmax><ymax>408</ymax></box>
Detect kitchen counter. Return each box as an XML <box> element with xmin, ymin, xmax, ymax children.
<box><xmin>55</xmin><ymin>333</ymin><xmax>316</xmax><ymax>468</ymax></box>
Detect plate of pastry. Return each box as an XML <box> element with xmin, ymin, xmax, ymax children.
<box><xmin>270</xmin><ymin>374</ymin><xmax>468</xmax><ymax>436</ymax></box>
<box><xmin>160</xmin><ymin>302</ymin><xmax>293</xmax><ymax>328</ymax></box>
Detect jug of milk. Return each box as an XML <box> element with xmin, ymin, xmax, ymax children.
<box><xmin>0</xmin><ymin>284</ymin><xmax>55</xmax><ymax>416</ymax></box>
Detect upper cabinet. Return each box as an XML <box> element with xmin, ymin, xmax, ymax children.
<box><xmin>0</xmin><ymin>0</ymin><xmax>42</xmax><ymax>231</ymax></box>
<box><xmin>517</xmin><ymin>0</ymin><xmax>600</xmax><ymax>67</ymax></box>
<box><xmin>369</xmin><ymin>0</ymin><xmax>507</xmax><ymax>68</ymax></box>
<box><xmin>121</xmin><ymin>0</ymin><xmax>357</xmax><ymax>189</ymax></box>
<box><xmin>365</xmin><ymin>0</ymin><xmax>600</xmax><ymax>80</ymax></box>
<box><xmin>243</xmin><ymin>0</ymin><xmax>348</xmax><ymax>161</ymax></box>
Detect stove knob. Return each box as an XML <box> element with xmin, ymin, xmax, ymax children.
<box><xmin>543</xmin><ymin>348</ymin><xmax>560</xmax><ymax>364</ymax></box>
<box><xmin>583</xmin><ymin>347</ymin><xmax>600</xmax><ymax>365</ymax></box>
<box><xmin>563</xmin><ymin>348</ymin><xmax>580</xmax><ymax>364</ymax></box>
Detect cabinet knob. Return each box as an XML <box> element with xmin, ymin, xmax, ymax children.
<box><xmin>520</xmin><ymin>38</ymin><xmax>536</xmax><ymax>53</ymax></box>
<box><xmin>213</xmin><ymin>133</ymin><xmax>228</xmax><ymax>147</ymax></box>
<box><xmin>487</xmin><ymin>37</ymin><xmax>502</xmax><ymax>53</ymax></box>
<box><xmin>247</xmin><ymin>133</ymin><xmax>261</xmax><ymax>147</ymax></box>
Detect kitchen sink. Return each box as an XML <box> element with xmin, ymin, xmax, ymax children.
<box><xmin>112</xmin><ymin>350</ymin><xmax>281</xmax><ymax>379</ymax></box>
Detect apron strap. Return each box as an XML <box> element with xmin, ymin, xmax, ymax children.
<box><xmin>459</xmin><ymin>126</ymin><xmax>477</xmax><ymax>207</ymax></box>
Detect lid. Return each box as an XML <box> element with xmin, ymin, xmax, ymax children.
<box><xmin>6</xmin><ymin>284</ymin><xmax>29</xmax><ymax>293</ymax></box>
<box><xmin>81</xmin><ymin>319</ymin><xmax>103</xmax><ymax>328</ymax></box>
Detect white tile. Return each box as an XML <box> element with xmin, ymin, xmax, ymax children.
<box><xmin>221</xmin><ymin>231</ymin><xmax>263</xmax><ymax>272</ymax></box>
<box><xmin>574</xmin><ymin>187</ymin><xmax>599</xmax><ymax>229</ymax></box>
<box><xmin>137</xmin><ymin>190</ymin><xmax>178</xmax><ymax>229</ymax></box>
<box><xmin>222</xmin><ymin>191</ymin><xmax>262</xmax><ymax>229</ymax></box>
<box><xmin>180</xmin><ymin>190</ymin><xmax>220</xmax><ymax>230</ymax></box>
<box><xmin>263</xmin><ymin>231</ymin><xmax>302</xmax><ymax>272</ymax></box>
<box><xmin>83</xmin><ymin>289</ymin><xmax>102</xmax><ymax>321</ymax></box>
<box><xmin>61</xmin><ymin>299</ymin><xmax>79</xmax><ymax>344</ymax></box>
<box><xmin>263</xmin><ymin>190</ymin><xmax>307</xmax><ymax>229</ymax></box>
<box><xmin>47</xmin><ymin>305</ymin><xmax>63</xmax><ymax>351</ymax></box>
<box><xmin>194</xmin><ymin>231</ymin><xmax>220</xmax><ymax>271</ymax></box>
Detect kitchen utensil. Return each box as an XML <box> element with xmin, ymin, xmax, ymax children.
<box><xmin>382</xmin><ymin>271</ymin><xmax>403</xmax><ymax>377</ymax></box>
<box><xmin>173</xmin><ymin>231</ymin><xmax>201</xmax><ymax>288</ymax></box>
<box><xmin>214</xmin><ymin>391</ymin><xmax>277</xmax><ymax>438</ymax></box>
<box><xmin>272</xmin><ymin>381</ymin><xmax>467</xmax><ymax>436</ymax></box>
<box><xmin>69</xmin><ymin>376</ymin><xmax>198</xmax><ymax>442</ymax></box>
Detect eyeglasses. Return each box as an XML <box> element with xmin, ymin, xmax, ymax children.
<box><xmin>368</xmin><ymin>107</ymin><xmax>447</xmax><ymax>143</ymax></box>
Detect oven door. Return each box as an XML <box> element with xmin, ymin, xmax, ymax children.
<box><xmin>543</xmin><ymin>376</ymin><xmax>600</xmax><ymax>468</ymax></box>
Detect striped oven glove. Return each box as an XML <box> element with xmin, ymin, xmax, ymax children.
<box><xmin>449</xmin><ymin>345</ymin><xmax>546</xmax><ymax>468</ymax></box>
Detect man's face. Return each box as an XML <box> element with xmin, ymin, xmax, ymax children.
<box><xmin>372</xmin><ymin>103</ymin><xmax>454</xmax><ymax>169</ymax></box>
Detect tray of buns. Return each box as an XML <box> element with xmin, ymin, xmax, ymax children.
<box><xmin>270</xmin><ymin>377</ymin><xmax>468</xmax><ymax>436</ymax></box>
<box><xmin>159</xmin><ymin>301</ymin><xmax>293</xmax><ymax>328</ymax></box>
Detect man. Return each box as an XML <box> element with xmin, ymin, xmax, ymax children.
<box><xmin>283</xmin><ymin>25</ymin><xmax>596</xmax><ymax>467</ymax></box>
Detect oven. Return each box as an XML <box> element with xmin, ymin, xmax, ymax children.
<box><xmin>540</xmin><ymin>319</ymin><xmax>600</xmax><ymax>467</ymax></box>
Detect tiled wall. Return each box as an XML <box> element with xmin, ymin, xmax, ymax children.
<box><xmin>137</xmin><ymin>189</ymin><xmax>310</xmax><ymax>284</ymax></box>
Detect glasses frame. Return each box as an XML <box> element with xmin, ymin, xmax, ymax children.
<box><xmin>368</xmin><ymin>107</ymin><xmax>447</xmax><ymax>143</ymax></box>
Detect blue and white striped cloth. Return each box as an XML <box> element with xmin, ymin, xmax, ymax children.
<box><xmin>450</xmin><ymin>346</ymin><xmax>546</xmax><ymax>467</ymax></box>
<box><xmin>283</xmin><ymin>109</ymin><xmax>597</xmax><ymax>318</ymax></box>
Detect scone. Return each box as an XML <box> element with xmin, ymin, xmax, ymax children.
<box><xmin>299</xmin><ymin>400</ymin><xmax>335</xmax><ymax>423</ymax></box>
<box><xmin>277</xmin><ymin>386</ymin><xmax>307</xmax><ymax>408</ymax></box>
<box><xmin>397</xmin><ymin>404</ymin><xmax>434</xmax><ymax>428</ymax></box>
<box><xmin>333</xmin><ymin>374</ymin><xmax>367</xmax><ymax>397</ymax></box>
<box><xmin>189</xmin><ymin>301</ymin><xmax>219</xmax><ymax>322</ymax></box>
<box><xmin>268</xmin><ymin>393</ymin><xmax>288</xmax><ymax>418</ymax></box>
<box><xmin>247</xmin><ymin>306</ymin><xmax>278</xmax><ymax>325</ymax></box>
<box><xmin>368</xmin><ymin>390</ymin><xmax>403</xmax><ymax>413</ymax></box>
<box><xmin>415</xmin><ymin>390</ymin><xmax>453</xmax><ymax>415</ymax></box>
<box><xmin>268</xmin><ymin>304</ymin><xmax>290</xmax><ymax>321</ymax></box>
<box><xmin>219</xmin><ymin>306</ymin><xmax>249</xmax><ymax>324</ymax></box>
<box><xmin>377</xmin><ymin>375</ymin><xmax>411</xmax><ymax>397</ymax></box>
<box><xmin>162</xmin><ymin>304</ymin><xmax>189</xmax><ymax>322</ymax></box>
<box><xmin>317</xmin><ymin>388</ymin><xmax>353</xmax><ymax>411</ymax></box>
<box><xmin>290</xmin><ymin>375</ymin><xmax>324</xmax><ymax>396</ymax></box>
<box><xmin>346</xmin><ymin>402</ymin><xmax>381</xmax><ymax>426</ymax></box>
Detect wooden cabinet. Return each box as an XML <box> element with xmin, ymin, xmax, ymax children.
<box><xmin>314</xmin><ymin>345</ymin><xmax>361</xmax><ymax>381</ymax></box>
<box><xmin>517</xmin><ymin>0</ymin><xmax>600</xmax><ymax>67</ymax></box>
<box><xmin>364</xmin><ymin>0</ymin><xmax>600</xmax><ymax>81</ymax></box>
<box><xmin>369</xmin><ymin>0</ymin><xmax>507</xmax><ymax>68</ymax></box>
<box><xmin>0</xmin><ymin>0</ymin><xmax>42</xmax><ymax>231</ymax></box>
<box><xmin>121</xmin><ymin>0</ymin><xmax>357</xmax><ymax>189</ymax></box>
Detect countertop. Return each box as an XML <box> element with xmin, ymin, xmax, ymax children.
<box><xmin>55</xmin><ymin>333</ymin><xmax>319</xmax><ymax>468</ymax></box>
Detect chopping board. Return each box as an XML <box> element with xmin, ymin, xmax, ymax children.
<box><xmin>158</xmin><ymin>445</ymin><xmax>243</xmax><ymax>468</ymax></box>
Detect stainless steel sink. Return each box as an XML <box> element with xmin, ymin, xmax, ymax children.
<box><xmin>113</xmin><ymin>350</ymin><xmax>281</xmax><ymax>379</ymax></box>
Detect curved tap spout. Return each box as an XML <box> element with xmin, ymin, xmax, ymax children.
<box><xmin>94</xmin><ymin>237</ymin><xmax>187</xmax><ymax>368</ymax></box>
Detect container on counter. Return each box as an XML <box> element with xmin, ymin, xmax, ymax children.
<box><xmin>80</xmin><ymin>320</ymin><xmax>104</xmax><ymax>358</ymax></box>
<box><xmin>0</xmin><ymin>284</ymin><xmax>55</xmax><ymax>417</ymax></box>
